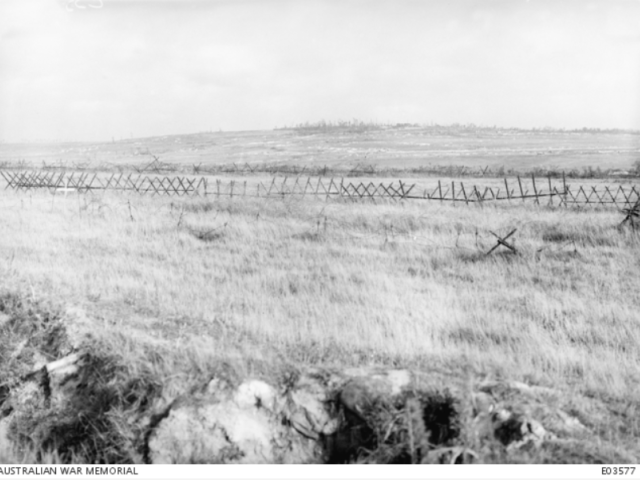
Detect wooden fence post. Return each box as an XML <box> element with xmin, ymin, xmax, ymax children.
<box><xmin>504</xmin><ymin>178</ymin><xmax>511</xmax><ymax>202</ymax></box>
<box><xmin>267</xmin><ymin>177</ymin><xmax>276</xmax><ymax>196</ymax></box>
<box><xmin>517</xmin><ymin>176</ymin><xmax>525</xmax><ymax>202</ymax></box>
<box><xmin>327</xmin><ymin>178</ymin><xmax>335</xmax><ymax>200</ymax></box>
<box><xmin>460</xmin><ymin>182</ymin><xmax>469</xmax><ymax>205</ymax></box>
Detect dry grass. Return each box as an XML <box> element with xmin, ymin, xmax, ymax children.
<box><xmin>1</xmin><ymin>188</ymin><xmax>639</xmax><ymax>462</ymax></box>
<box><xmin>1</xmin><ymin>189</ymin><xmax>639</xmax><ymax>388</ymax></box>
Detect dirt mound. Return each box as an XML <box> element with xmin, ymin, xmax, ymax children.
<box><xmin>0</xmin><ymin>294</ymin><xmax>637</xmax><ymax>464</ymax></box>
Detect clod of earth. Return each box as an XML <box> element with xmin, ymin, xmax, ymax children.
<box><xmin>148</xmin><ymin>378</ymin><xmax>322</xmax><ymax>463</ymax></box>
<box><xmin>0</xmin><ymin>313</ymin><xmax>9</xmax><ymax>329</ymax></box>
<box><xmin>284</xmin><ymin>372</ymin><xmax>340</xmax><ymax>440</ymax></box>
<box><xmin>2</xmin><ymin>348</ymin><xmax>558</xmax><ymax>464</ymax></box>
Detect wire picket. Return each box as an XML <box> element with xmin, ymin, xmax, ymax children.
<box><xmin>0</xmin><ymin>171</ymin><xmax>205</xmax><ymax>196</ymax></box>
<box><xmin>1</xmin><ymin>170</ymin><xmax>638</xmax><ymax>207</ymax></box>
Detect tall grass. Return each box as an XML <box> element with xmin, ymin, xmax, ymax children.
<box><xmin>2</xmin><ymin>188</ymin><xmax>640</xmax><ymax>462</ymax></box>
<box><xmin>1</xmin><ymin>190</ymin><xmax>639</xmax><ymax>397</ymax></box>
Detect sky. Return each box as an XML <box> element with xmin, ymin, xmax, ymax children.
<box><xmin>0</xmin><ymin>0</ymin><xmax>639</xmax><ymax>142</ymax></box>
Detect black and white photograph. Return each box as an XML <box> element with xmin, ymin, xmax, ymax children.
<box><xmin>0</xmin><ymin>0</ymin><xmax>639</xmax><ymax>475</ymax></box>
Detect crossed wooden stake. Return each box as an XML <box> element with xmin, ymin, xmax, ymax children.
<box><xmin>620</xmin><ymin>200</ymin><xmax>640</xmax><ymax>229</ymax></box>
<box><xmin>486</xmin><ymin>228</ymin><xmax>517</xmax><ymax>255</ymax></box>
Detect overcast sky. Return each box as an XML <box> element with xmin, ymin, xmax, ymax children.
<box><xmin>0</xmin><ymin>0</ymin><xmax>639</xmax><ymax>142</ymax></box>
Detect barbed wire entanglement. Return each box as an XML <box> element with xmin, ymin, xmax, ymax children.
<box><xmin>1</xmin><ymin>170</ymin><xmax>639</xmax><ymax>207</ymax></box>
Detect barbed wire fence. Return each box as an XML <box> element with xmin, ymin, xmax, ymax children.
<box><xmin>2</xmin><ymin>170</ymin><xmax>639</xmax><ymax>209</ymax></box>
<box><xmin>9</xmin><ymin>175</ymin><xmax>634</xmax><ymax>262</ymax></box>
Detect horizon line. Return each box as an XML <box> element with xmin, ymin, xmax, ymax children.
<box><xmin>2</xmin><ymin>122</ymin><xmax>640</xmax><ymax>145</ymax></box>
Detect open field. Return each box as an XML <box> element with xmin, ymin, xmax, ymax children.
<box><xmin>2</xmin><ymin>190</ymin><xmax>639</xmax><ymax>389</ymax></box>
<box><xmin>3</xmin><ymin>0</ymin><xmax>640</xmax><ymax>466</ymax></box>
<box><xmin>1</xmin><ymin>126</ymin><xmax>639</xmax><ymax>176</ymax></box>
<box><xmin>1</xmin><ymin>126</ymin><xmax>639</xmax><ymax>464</ymax></box>
<box><xmin>1</xmin><ymin>183</ymin><xmax>639</xmax><ymax>463</ymax></box>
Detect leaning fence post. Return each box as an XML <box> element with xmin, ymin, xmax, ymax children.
<box><xmin>460</xmin><ymin>182</ymin><xmax>469</xmax><ymax>205</ymax></box>
<box><xmin>531</xmin><ymin>173</ymin><xmax>539</xmax><ymax>205</ymax></box>
<box><xmin>504</xmin><ymin>178</ymin><xmax>511</xmax><ymax>202</ymax></box>
<box><xmin>562</xmin><ymin>171</ymin><xmax>568</xmax><ymax>208</ymax></box>
<box><xmin>267</xmin><ymin>177</ymin><xmax>276</xmax><ymax>196</ymax></box>
<box><xmin>474</xmin><ymin>186</ymin><xmax>483</xmax><ymax>204</ymax></box>
<box><xmin>517</xmin><ymin>175</ymin><xmax>525</xmax><ymax>202</ymax></box>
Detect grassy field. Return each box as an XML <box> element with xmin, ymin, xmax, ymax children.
<box><xmin>1</xmin><ymin>123</ymin><xmax>639</xmax><ymax>463</ymax></box>
<box><xmin>1</xmin><ymin>185</ymin><xmax>639</xmax><ymax>462</ymax></box>
<box><xmin>1</xmin><ymin>189</ymin><xmax>638</xmax><ymax>388</ymax></box>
